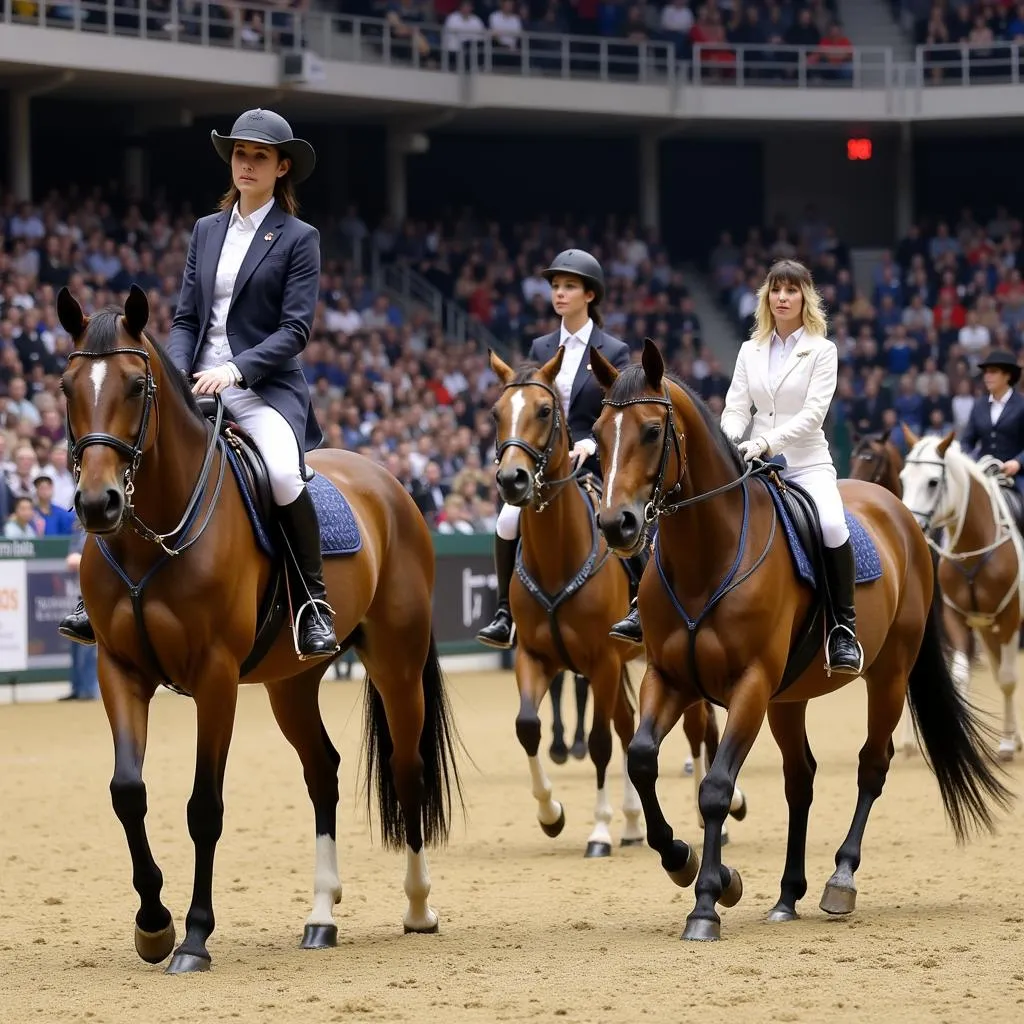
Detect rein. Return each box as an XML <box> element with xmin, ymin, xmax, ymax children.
<box><xmin>600</xmin><ymin>386</ymin><xmax>760</xmax><ymax>523</ymax></box>
<box><xmin>495</xmin><ymin>379</ymin><xmax>583</xmax><ymax>511</ymax></box>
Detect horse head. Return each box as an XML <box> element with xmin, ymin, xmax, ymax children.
<box><xmin>58</xmin><ymin>284</ymin><xmax>158</xmax><ymax>534</ymax></box>
<box><xmin>899</xmin><ymin>423</ymin><xmax>960</xmax><ymax>531</ymax></box>
<box><xmin>488</xmin><ymin>347</ymin><xmax>572</xmax><ymax>508</ymax></box>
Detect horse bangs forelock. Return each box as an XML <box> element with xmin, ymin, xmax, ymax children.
<box><xmin>511</xmin><ymin>361</ymin><xmax>542</xmax><ymax>386</ymax></box>
<box><xmin>605</xmin><ymin>364</ymin><xmax>653</xmax><ymax>405</ymax></box>
<box><xmin>80</xmin><ymin>307</ymin><xmax>128</xmax><ymax>354</ymax></box>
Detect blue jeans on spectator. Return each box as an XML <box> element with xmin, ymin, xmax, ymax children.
<box><xmin>70</xmin><ymin>641</ymin><xmax>100</xmax><ymax>700</ymax></box>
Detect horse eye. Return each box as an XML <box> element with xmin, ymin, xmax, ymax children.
<box><xmin>60</xmin><ymin>378</ymin><xmax>70</xmax><ymax>396</ymax></box>
<box><xmin>643</xmin><ymin>423</ymin><xmax>661</xmax><ymax>444</ymax></box>
<box><xmin>130</xmin><ymin>378</ymin><xmax>146</xmax><ymax>397</ymax></box>
<box><xmin>537</xmin><ymin>405</ymin><xmax>552</xmax><ymax>419</ymax></box>
<box><xmin>490</xmin><ymin>407</ymin><xmax>499</xmax><ymax>422</ymax></box>
<box><xmin>927</xmin><ymin>479</ymin><xmax>938</xmax><ymax>490</ymax></box>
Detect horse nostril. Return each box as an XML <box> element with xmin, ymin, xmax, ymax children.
<box><xmin>512</xmin><ymin>467</ymin><xmax>530</xmax><ymax>489</ymax></box>
<box><xmin>619</xmin><ymin>508</ymin><xmax>639</xmax><ymax>542</ymax></box>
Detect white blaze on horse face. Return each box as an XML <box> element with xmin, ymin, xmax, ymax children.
<box><xmin>604</xmin><ymin>412</ymin><xmax>624</xmax><ymax>509</ymax></box>
<box><xmin>508</xmin><ymin>389</ymin><xmax>526</xmax><ymax>442</ymax></box>
<box><xmin>89</xmin><ymin>361</ymin><xmax>108</xmax><ymax>409</ymax></box>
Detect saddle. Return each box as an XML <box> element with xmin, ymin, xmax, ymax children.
<box><xmin>977</xmin><ymin>457</ymin><xmax>1024</xmax><ymax>539</ymax></box>
<box><xmin>758</xmin><ymin>460</ymin><xmax>832</xmax><ymax>693</ymax></box>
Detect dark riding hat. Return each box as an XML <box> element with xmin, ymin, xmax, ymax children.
<box><xmin>977</xmin><ymin>349</ymin><xmax>1022</xmax><ymax>386</ymax></box>
<box><xmin>211</xmin><ymin>108</ymin><xmax>316</xmax><ymax>185</ymax></box>
<box><xmin>541</xmin><ymin>248</ymin><xmax>605</xmax><ymax>304</ymax></box>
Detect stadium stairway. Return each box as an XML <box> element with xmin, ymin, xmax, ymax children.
<box><xmin>836</xmin><ymin>0</ymin><xmax>914</xmax><ymax>61</ymax></box>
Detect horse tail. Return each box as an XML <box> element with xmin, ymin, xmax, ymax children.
<box><xmin>906</xmin><ymin>555</ymin><xmax>1014</xmax><ymax>844</ymax></box>
<box><xmin>361</xmin><ymin>632</ymin><xmax>466</xmax><ymax>852</ymax></box>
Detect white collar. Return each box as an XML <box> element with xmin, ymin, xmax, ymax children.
<box><xmin>771</xmin><ymin>326</ymin><xmax>804</xmax><ymax>346</ymax></box>
<box><xmin>230</xmin><ymin>197</ymin><xmax>276</xmax><ymax>231</ymax></box>
<box><xmin>559</xmin><ymin>318</ymin><xmax>594</xmax><ymax>347</ymax></box>
<box><xmin>989</xmin><ymin>390</ymin><xmax>1013</xmax><ymax>406</ymax></box>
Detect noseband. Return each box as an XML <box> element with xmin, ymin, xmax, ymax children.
<box><xmin>65</xmin><ymin>345</ymin><xmax>225</xmax><ymax>556</ymax></box>
<box><xmin>494</xmin><ymin>379</ymin><xmax>582</xmax><ymax>511</ymax></box>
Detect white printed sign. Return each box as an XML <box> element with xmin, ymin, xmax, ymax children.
<box><xmin>0</xmin><ymin>560</ymin><xmax>28</xmax><ymax>672</ymax></box>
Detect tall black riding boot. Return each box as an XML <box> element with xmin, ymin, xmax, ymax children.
<box><xmin>58</xmin><ymin>597</ymin><xmax>96</xmax><ymax>646</ymax></box>
<box><xmin>277</xmin><ymin>488</ymin><xmax>340</xmax><ymax>661</ymax></box>
<box><xmin>609</xmin><ymin>550</ymin><xmax>648</xmax><ymax>646</ymax></box>
<box><xmin>822</xmin><ymin>539</ymin><xmax>864</xmax><ymax>676</ymax></box>
<box><xmin>477</xmin><ymin>535</ymin><xmax>518</xmax><ymax>649</ymax></box>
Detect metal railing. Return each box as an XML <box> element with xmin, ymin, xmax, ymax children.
<box><xmin>690</xmin><ymin>42</ymin><xmax>892</xmax><ymax>89</ymax></box>
<box><xmin>1</xmin><ymin>0</ymin><xmax>302</xmax><ymax>51</ymax></box>
<box><xmin>371</xmin><ymin>253</ymin><xmax>509</xmax><ymax>359</ymax></box>
<box><xmin>6</xmin><ymin>2</ymin><xmax>1024</xmax><ymax>96</ymax></box>
<box><xmin>915</xmin><ymin>40</ymin><xmax>1024</xmax><ymax>87</ymax></box>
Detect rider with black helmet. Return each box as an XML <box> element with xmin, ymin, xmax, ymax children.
<box><xmin>476</xmin><ymin>247</ymin><xmax>648</xmax><ymax>649</ymax></box>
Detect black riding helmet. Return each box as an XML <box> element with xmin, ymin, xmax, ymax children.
<box><xmin>541</xmin><ymin>248</ymin><xmax>605</xmax><ymax>304</ymax></box>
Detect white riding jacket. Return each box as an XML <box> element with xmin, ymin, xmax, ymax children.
<box><xmin>720</xmin><ymin>331</ymin><xmax>838</xmax><ymax>472</ymax></box>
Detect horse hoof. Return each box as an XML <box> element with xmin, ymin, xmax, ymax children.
<box><xmin>300</xmin><ymin>923</ymin><xmax>338</xmax><ymax>949</ymax></box>
<box><xmin>620</xmin><ymin>837</ymin><xmax>645</xmax><ymax>848</ymax></box>
<box><xmin>165</xmin><ymin>951</ymin><xmax>211</xmax><ymax>975</ymax></box>
<box><xmin>719</xmin><ymin>868</ymin><xmax>743</xmax><ymax>909</ymax></box>
<box><xmin>729</xmin><ymin>793</ymin><xmax>748</xmax><ymax>822</ymax></box>
<box><xmin>134</xmin><ymin>920</ymin><xmax>176</xmax><ymax>964</ymax></box>
<box><xmin>584</xmin><ymin>841</ymin><xmax>612</xmax><ymax>858</ymax></box>
<box><xmin>540</xmin><ymin>806</ymin><xmax>566</xmax><ymax>838</ymax></box>
<box><xmin>682</xmin><ymin>917</ymin><xmax>720</xmax><ymax>942</ymax></box>
<box><xmin>403</xmin><ymin>919</ymin><xmax>440</xmax><ymax>935</ymax></box>
<box><xmin>665</xmin><ymin>842</ymin><xmax>699</xmax><ymax>888</ymax></box>
<box><xmin>570</xmin><ymin>740</ymin><xmax>587</xmax><ymax>761</ymax></box>
<box><xmin>766</xmin><ymin>904</ymin><xmax>798</xmax><ymax>924</ymax></box>
<box><xmin>549</xmin><ymin>742</ymin><xmax>569</xmax><ymax>766</ymax></box>
<box><xmin>819</xmin><ymin>882</ymin><xmax>857</xmax><ymax>916</ymax></box>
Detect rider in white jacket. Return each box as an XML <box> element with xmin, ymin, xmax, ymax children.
<box><xmin>721</xmin><ymin>258</ymin><xmax>863</xmax><ymax>675</ymax></box>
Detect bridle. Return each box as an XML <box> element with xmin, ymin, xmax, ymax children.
<box><xmin>494</xmin><ymin>379</ymin><xmax>582</xmax><ymax>511</ymax></box>
<box><xmin>65</xmin><ymin>344</ymin><xmax>225</xmax><ymax>557</ymax></box>
<box><xmin>853</xmin><ymin>443</ymin><xmax>891</xmax><ymax>487</ymax></box>
<box><xmin>601</xmin><ymin>385</ymin><xmax>759</xmax><ymax>524</ymax></box>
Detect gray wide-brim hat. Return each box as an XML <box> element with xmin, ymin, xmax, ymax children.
<box><xmin>211</xmin><ymin>108</ymin><xmax>316</xmax><ymax>184</ymax></box>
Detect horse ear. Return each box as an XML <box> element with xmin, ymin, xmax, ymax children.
<box><xmin>641</xmin><ymin>337</ymin><xmax>664</xmax><ymax>390</ymax></box>
<box><xmin>936</xmin><ymin>428</ymin><xmax>956</xmax><ymax>457</ymax></box>
<box><xmin>123</xmin><ymin>283</ymin><xmax>150</xmax><ymax>338</ymax></box>
<box><xmin>590</xmin><ymin>346</ymin><xmax>618</xmax><ymax>391</ymax></box>
<box><xmin>900</xmin><ymin>421</ymin><xmax>920</xmax><ymax>449</ymax></box>
<box><xmin>540</xmin><ymin>344</ymin><xmax>566</xmax><ymax>383</ymax></box>
<box><xmin>489</xmin><ymin>348</ymin><xmax>514</xmax><ymax>385</ymax></box>
<box><xmin>56</xmin><ymin>287</ymin><xmax>85</xmax><ymax>341</ymax></box>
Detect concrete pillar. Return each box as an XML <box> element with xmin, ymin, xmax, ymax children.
<box><xmin>386</xmin><ymin>129</ymin><xmax>409</xmax><ymax>223</ymax></box>
<box><xmin>639</xmin><ymin>132</ymin><xmax>660</xmax><ymax>231</ymax></box>
<box><xmin>895</xmin><ymin>121</ymin><xmax>914</xmax><ymax>237</ymax></box>
<box><xmin>9</xmin><ymin>92</ymin><xmax>31</xmax><ymax>203</ymax></box>
<box><xmin>123</xmin><ymin>143</ymin><xmax>147</xmax><ymax>200</ymax></box>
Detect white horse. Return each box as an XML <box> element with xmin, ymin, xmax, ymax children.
<box><xmin>899</xmin><ymin>427</ymin><xmax>1024</xmax><ymax>762</ymax></box>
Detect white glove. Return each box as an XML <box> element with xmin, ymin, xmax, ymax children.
<box><xmin>736</xmin><ymin>437</ymin><xmax>769</xmax><ymax>463</ymax></box>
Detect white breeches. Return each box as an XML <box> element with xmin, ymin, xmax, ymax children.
<box><xmin>496</xmin><ymin>501</ymin><xmax>522</xmax><ymax>541</ymax></box>
<box><xmin>223</xmin><ymin>387</ymin><xmax>304</xmax><ymax>505</ymax></box>
<box><xmin>782</xmin><ymin>463</ymin><xmax>850</xmax><ymax>549</ymax></box>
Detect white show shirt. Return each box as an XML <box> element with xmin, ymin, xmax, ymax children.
<box><xmin>194</xmin><ymin>196</ymin><xmax>276</xmax><ymax>378</ymax></box>
<box><xmin>556</xmin><ymin>318</ymin><xmax>596</xmax><ymax>456</ymax></box>
<box><xmin>990</xmin><ymin>389</ymin><xmax>1012</xmax><ymax>425</ymax></box>
<box><xmin>768</xmin><ymin>325</ymin><xmax>803</xmax><ymax>391</ymax></box>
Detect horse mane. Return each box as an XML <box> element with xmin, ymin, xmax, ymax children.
<box><xmin>82</xmin><ymin>306</ymin><xmax>204</xmax><ymax>424</ymax></box>
<box><xmin>511</xmin><ymin>361</ymin><xmax>542</xmax><ymax>386</ymax></box>
<box><xmin>606</xmin><ymin>364</ymin><xmax>746</xmax><ymax>475</ymax></box>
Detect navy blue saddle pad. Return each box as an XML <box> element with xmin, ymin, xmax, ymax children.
<box><xmin>760</xmin><ymin>465</ymin><xmax>882</xmax><ymax>588</ymax></box>
<box><xmin>224</xmin><ymin>446</ymin><xmax>362</xmax><ymax>559</ymax></box>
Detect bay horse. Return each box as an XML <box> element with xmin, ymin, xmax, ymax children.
<box><xmin>899</xmin><ymin>425</ymin><xmax>1024</xmax><ymax>762</ymax></box>
<box><xmin>849</xmin><ymin>431</ymin><xmax>904</xmax><ymax>497</ymax></box>
<box><xmin>57</xmin><ymin>285</ymin><xmax>464</xmax><ymax>974</ymax></box>
<box><xmin>488</xmin><ymin>348</ymin><xmax>746</xmax><ymax>856</ymax></box>
<box><xmin>589</xmin><ymin>338</ymin><xmax>1012</xmax><ymax>941</ymax></box>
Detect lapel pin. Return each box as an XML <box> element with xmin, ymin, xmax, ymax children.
<box><xmin>587</xmin><ymin>364</ymin><xmax>591</xmax><ymax>371</ymax></box>
<box><xmin>264</xmin><ymin>232</ymin><xmax>274</xmax><ymax>241</ymax></box>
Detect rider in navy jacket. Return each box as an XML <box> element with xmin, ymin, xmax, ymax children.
<box><xmin>959</xmin><ymin>349</ymin><xmax>1024</xmax><ymax>494</ymax></box>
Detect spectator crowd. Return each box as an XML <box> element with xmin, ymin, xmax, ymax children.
<box><xmin>711</xmin><ymin>202</ymin><xmax>1024</xmax><ymax>457</ymax></box>
<box><xmin>4</xmin><ymin>180</ymin><xmax>1022</xmax><ymax>539</ymax></box>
